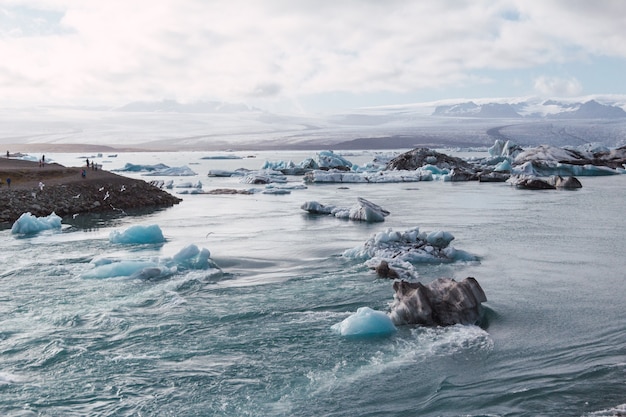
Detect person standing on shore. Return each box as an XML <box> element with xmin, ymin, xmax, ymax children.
<box><xmin>6</xmin><ymin>151</ymin><xmax>8</xmax><ymax>159</ymax></box>
<box><xmin>6</xmin><ymin>178</ymin><xmax>10</xmax><ymax>188</ymax></box>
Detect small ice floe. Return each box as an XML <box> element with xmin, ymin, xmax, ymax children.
<box><xmin>261</xmin><ymin>188</ymin><xmax>291</xmax><ymax>195</ymax></box>
<box><xmin>109</xmin><ymin>224</ymin><xmax>166</xmax><ymax>244</ymax></box>
<box><xmin>331</xmin><ymin>307</ymin><xmax>397</xmax><ymax>338</ymax></box>
<box><xmin>11</xmin><ymin>212</ymin><xmax>62</xmax><ymax>235</ymax></box>
<box><xmin>301</xmin><ymin>197</ymin><xmax>390</xmax><ymax>222</ymax></box>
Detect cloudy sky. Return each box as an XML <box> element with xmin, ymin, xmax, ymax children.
<box><xmin>1</xmin><ymin>0</ymin><xmax>625</xmax><ymax>112</ymax></box>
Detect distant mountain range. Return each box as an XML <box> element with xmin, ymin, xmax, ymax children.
<box><xmin>433</xmin><ymin>99</ymin><xmax>626</xmax><ymax>119</ymax></box>
<box><xmin>115</xmin><ymin>99</ymin><xmax>259</xmax><ymax>113</ymax></box>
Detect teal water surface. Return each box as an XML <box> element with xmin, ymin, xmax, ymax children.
<box><xmin>1</xmin><ymin>151</ymin><xmax>625</xmax><ymax>416</ymax></box>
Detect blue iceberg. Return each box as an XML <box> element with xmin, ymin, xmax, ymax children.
<box><xmin>109</xmin><ymin>224</ymin><xmax>166</xmax><ymax>244</ymax></box>
<box><xmin>83</xmin><ymin>244</ymin><xmax>221</xmax><ymax>279</ymax></box>
<box><xmin>11</xmin><ymin>212</ymin><xmax>62</xmax><ymax>235</ymax></box>
<box><xmin>332</xmin><ymin>307</ymin><xmax>397</xmax><ymax>338</ymax></box>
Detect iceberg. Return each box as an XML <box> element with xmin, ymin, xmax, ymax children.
<box><xmin>201</xmin><ymin>155</ymin><xmax>242</xmax><ymax>160</ymax></box>
<box><xmin>82</xmin><ymin>260</ymin><xmax>165</xmax><ymax>279</ymax></box>
<box><xmin>331</xmin><ymin>307</ymin><xmax>397</xmax><ymax>338</ymax></box>
<box><xmin>302</xmin><ymin>197</ymin><xmax>390</xmax><ymax>222</ymax></box>
<box><xmin>511</xmin><ymin>144</ymin><xmax>624</xmax><ymax>176</ymax></box>
<box><xmin>109</xmin><ymin>224</ymin><xmax>166</xmax><ymax>244</ymax></box>
<box><xmin>241</xmin><ymin>170</ymin><xmax>287</xmax><ymax>184</ymax></box>
<box><xmin>83</xmin><ymin>244</ymin><xmax>220</xmax><ymax>279</ymax></box>
<box><xmin>389</xmin><ymin>278</ymin><xmax>487</xmax><ymax>326</ymax></box>
<box><xmin>142</xmin><ymin>166</ymin><xmax>197</xmax><ymax>176</ymax></box>
<box><xmin>207</xmin><ymin>169</ymin><xmax>248</xmax><ymax>177</ymax></box>
<box><xmin>343</xmin><ymin>226</ymin><xmax>477</xmax><ymax>270</ymax></box>
<box><xmin>317</xmin><ymin>150</ymin><xmax>353</xmax><ymax>170</ymax></box>
<box><xmin>172</xmin><ymin>244</ymin><xmax>219</xmax><ymax>270</ymax></box>
<box><xmin>488</xmin><ymin>139</ymin><xmax>523</xmax><ymax>158</ymax></box>
<box><xmin>11</xmin><ymin>212</ymin><xmax>62</xmax><ymax>235</ymax></box>
<box><xmin>303</xmin><ymin>169</ymin><xmax>433</xmax><ymax>183</ymax></box>
<box><xmin>507</xmin><ymin>174</ymin><xmax>583</xmax><ymax>190</ymax></box>
<box><xmin>261</xmin><ymin>158</ymin><xmax>318</xmax><ymax>175</ymax></box>
<box><xmin>113</xmin><ymin>163</ymin><xmax>170</xmax><ymax>173</ymax></box>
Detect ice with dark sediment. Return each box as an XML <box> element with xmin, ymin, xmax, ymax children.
<box><xmin>343</xmin><ymin>226</ymin><xmax>477</xmax><ymax>278</ymax></box>
<box><xmin>388</xmin><ymin>277</ymin><xmax>487</xmax><ymax>326</ymax></box>
<box><xmin>304</xmin><ymin>169</ymin><xmax>432</xmax><ymax>183</ymax></box>
<box><xmin>240</xmin><ymin>169</ymin><xmax>287</xmax><ymax>184</ymax></box>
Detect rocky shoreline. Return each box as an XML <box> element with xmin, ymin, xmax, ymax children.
<box><xmin>0</xmin><ymin>158</ymin><xmax>182</xmax><ymax>228</ymax></box>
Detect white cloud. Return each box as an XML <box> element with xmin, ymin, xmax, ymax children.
<box><xmin>0</xmin><ymin>0</ymin><xmax>625</xmax><ymax>108</ymax></box>
<box><xmin>533</xmin><ymin>75</ymin><xmax>583</xmax><ymax>97</ymax></box>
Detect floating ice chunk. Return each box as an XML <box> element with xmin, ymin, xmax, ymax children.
<box><xmin>201</xmin><ymin>155</ymin><xmax>242</xmax><ymax>160</ymax></box>
<box><xmin>177</xmin><ymin>188</ymin><xmax>205</xmax><ymax>194</ymax></box>
<box><xmin>208</xmin><ymin>169</ymin><xmax>249</xmax><ymax>177</ymax></box>
<box><xmin>301</xmin><ymin>201</ymin><xmax>335</xmax><ymax>214</ymax></box>
<box><xmin>172</xmin><ymin>244</ymin><xmax>218</xmax><ymax>270</ymax></box>
<box><xmin>302</xmin><ymin>198</ymin><xmax>389</xmax><ymax>222</ymax></box>
<box><xmin>265</xmin><ymin>183</ymin><xmax>307</xmax><ymax>190</ymax></box>
<box><xmin>317</xmin><ymin>150</ymin><xmax>353</xmax><ymax>169</ymax></box>
<box><xmin>261</xmin><ymin>189</ymin><xmax>291</xmax><ymax>195</ymax></box>
<box><xmin>82</xmin><ymin>260</ymin><xmax>162</xmax><ymax>279</ymax></box>
<box><xmin>343</xmin><ymin>226</ymin><xmax>477</xmax><ymax>265</ymax></box>
<box><xmin>83</xmin><ymin>244</ymin><xmax>220</xmax><ymax>279</ymax></box>
<box><xmin>389</xmin><ymin>278</ymin><xmax>487</xmax><ymax>326</ymax></box>
<box><xmin>422</xmin><ymin>164</ymin><xmax>449</xmax><ymax>175</ymax></box>
<box><xmin>114</xmin><ymin>163</ymin><xmax>170</xmax><ymax>172</ymax></box>
<box><xmin>426</xmin><ymin>231</ymin><xmax>455</xmax><ymax>248</ymax></box>
<box><xmin>331</xmin><ymin>307</ymin><xmax>397</xmax><ymax>338</ymax></box>
<box><xmin>241</xmin><ymin>170</ymin><xmax>287</xmax><ymax>184</ymax></box>
<box><xmin>143</xmin><ymin>166</ymin><xmax>197</xmax><ymax>176</ymax></box>
<box><xmin>175</xmin><ymin>181</ymin><xmax>202</xmax><ymax>189</ymax></box>
<box><xmin>488</xmin><ymin>139</ymin><xmax>522</xmax><ymax>158</ymax></box>
<box><xmin>304</xmin><ymin>169</ymin><xmax>432</xmax><ymax>183</ymax></box>
<box><xmin>109</xmin><ymin>224</ymin><xmax>165</xmax><ymax>244</ymax></box>
<box><xmin>494</xmin><ymin>159</ymin><xmax>512</xmax><ymax>172</ymax></box>
<box><xmin>346</xmin><ymin>198</ymin><xmax>390</xmax><ymax>222</ymax></box>
<box><xmin>11</xmin><ymin>212</ymin><xmax>62</xmax><ymax>235</ymax></box>
<box><xmin>261</xmin><ymin>159</ymin><xmax>316</xmax><ymax>175</ymax></box>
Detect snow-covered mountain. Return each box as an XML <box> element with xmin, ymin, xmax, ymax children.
<box><xmin>433</xmin><ymin>98</ymin><xmax>626</xmax><ymax>119</ymax></box>
<box><xmin>3</xmin><ymin>96</ymin><xmax>626</xmax><ymax>151</ymax></box>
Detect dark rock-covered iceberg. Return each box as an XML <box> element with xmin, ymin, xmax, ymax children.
<box><xmin>389</xmin><ymin>277</ymin><xmax>487</xmax><ymax>326</ymax></box>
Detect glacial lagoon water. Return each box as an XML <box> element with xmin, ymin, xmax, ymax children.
<box><xmin>1</xmin><ymin>150</ymin><xmax>625</xmax><ymax>416</ymax></box>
